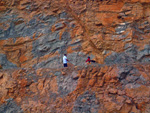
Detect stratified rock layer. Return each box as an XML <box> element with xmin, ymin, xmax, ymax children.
<box><xmin>0</xmin><ymin>64</ymin><xmax>150</xmax><ymax>112</ymax></box>
<box><xmin>0</xmin><ymin>0</ymin><xmax>150</xmax><ymax>68</ymax></box>
<box><xmin>0</xmin><ymin>0</ymin><xmax>150</xmax><ymax>112</ymax></box>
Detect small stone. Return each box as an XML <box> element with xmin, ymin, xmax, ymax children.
<box><xmin>126</xmin><ymin>99</ymin><xmax>132</xmax><ymax>104</ymax></box>
<box><xmin>99</xmin><ymin>80</ymin><xmax>104</xmax><ymax>87</ymax></box>
<box><xmin>118</xmin><ymin>90</ymin><xmax>125</xmax><ymax>95</ymax></box>
<box><xmin>37</xmin><ymin>81</ymin><xmax>44</xmax><ymax>90</ymax></box>
<box><xmin>81</xmin><ymin>69</ymin><xmax>86</xmax><ymax>78</ymax></box>
<box><xmin>29</xmin><ymin>83</ymin><xmax>38</xmax><ymax>92</ymax></box>
<box><xmin>16</xmin><ymin>97</ymin><xmax>22</xmax><ymax>103</ymax></box>
<box><xmin>97</xmin><ymin>72</ymin><xmax>104</xmax><ymax>77</ymax></box>
<box><xmin>74</xmin><ymin>66</ymin><xmax>78</xmax><ymax>69</ymax></box>
<box><xmin>72</xmin><ymin>72</ymin><xmax>79</xmax><ymax>80</ymax></box>
<box><xmin>61</xmin><ymin>71</ymin><xmax>66</xmax><ymax>75</ymax></box>
<box><xmin>93</xmin><ymin>73</ymin><xmax>97</xmax><ymax>77</ymax></box>
<box><xmin>0</xmin><ymin>73</ymin><xmax>3</xmax><ymax>78</ymax></box>
<box><xmin>88</xmin><ymin>78</ymin><xmax>96</xmax><ymax>87</ymax></box>
<box><xmin>18</xmin><ymin>81</ymin><xmax>21</xmax><ymax>84</ymax></box>
<box><xmin>102</xmin><ymin>50</ymin><xmax>107</xmax><ymax>55</ymax></box>
<box><xmin>81</xmin><ymin>98</ymin><xmax>86</xmax><ymax>103</ymax></box>
<box><xmin>108</xmin><ymin>88</ymin><xmax>118</xmax><ymax>94</ymax></box>
<box><xmin>109</xmin><ymin>79</ymin><xmax>118</xmax><ymax>83</ymax></box>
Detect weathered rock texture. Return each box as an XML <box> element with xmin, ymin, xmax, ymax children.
<box><xmin>0</xmin><ymin>0</ymin><xmax>150</xmax><ymax>68</ymax></box>
<box><xmin>0</xmin><ymin>64</ymin><xmax>150</xmax><ymax>112</ymax></box>
<box><xmin>0</xmin><ymin>0</ymin><xmax>150</xmax><ymax>112</ymax></box>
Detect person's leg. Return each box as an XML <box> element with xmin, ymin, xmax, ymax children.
<box><xmin>91</xmin><ymin>60</ymin><xmax>96</xmax><ymax>63</ymax></box>
<box><xmin>64</xmin><ymin>63</ymin><xmax>67</xmax><ymax>67</ymax></box>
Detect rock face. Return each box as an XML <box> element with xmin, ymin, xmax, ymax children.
<box><xmin>0</xmin><ymin>0</ymin><xmax>150</xmax><ymax>112</ymax></box>
<box><xmin>0</xmin><ymin>0</ymin><xmax>150</xmax><ymax>68</ymax></box>
<box><xmin>0</xmin><ymin>64</ymin><xmax>150</xmax><ymax>112</ymax></box>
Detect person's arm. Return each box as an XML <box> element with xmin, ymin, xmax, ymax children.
<box><xmin>86</xmin><ymin>59</ymin><xmax>88</xmax><ymax>62</ymax></box>
<box><xmin>86</xmin><ymin>58</ymin><xmax>90</xmax><ymax>62</ymax></box>
<box><xmin>66</xmin><ymin>57</ymin><xmax>69</xmax><ymax>61</ymax></box>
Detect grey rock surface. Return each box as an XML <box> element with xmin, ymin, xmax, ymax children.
<box><xmin>72</xmin><ymin>91</ymin><xmax>100</xmax><ymax>113</ymax></box>
<box><xmin>57</xmin><ymin>71</ymin><xmax>78</xmax><ymax>97</ymax></box>
<box><xmin>0</xmin><ymin>99</ymin><xmax>23</xmax><ymax>113</ymax></box>
<box><xmin>0</xmin><ymin>54</ymin><xmax>17</xmax><ymax>69</ymax></box>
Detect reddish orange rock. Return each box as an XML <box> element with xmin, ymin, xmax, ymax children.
<box><xmin>100</xmin><ymin>66</ymin><xmax>109</xmax><ymax>74</ymax></box>
<box><xmin>104</xmin><ymin>101</ymin><xmax>118</xmax><ymax>112</ymax></box>
<box><xmin>120</xmin><ymin>104</ymin><xmax>132</xmax><ymax>113</ymax></box>
<box><xmin>19</xmin><ymin>79</ymin><xmax>28</xmax><ymax>88</ymax></box>
<box><xmin>116</xmin><ymin>96</ymin><xmax>126</xmax><ymax>103</ymax></box>
<box><xmin>109</xmin><ymin>79</ymin><xmax>118</xmax><ymax>83</ymax></box>
<box><xmin>0</xmin><ymin>0</ymin><xmax>150</xmax><ymax>112</ymax></box>
<box><xmin>125</xmin><ymin>85</ymin><xmax>150</xmax><ymax>98</ymax></box>
<box><xmin>37</xmin><ymin>79</ymin><xmax>44</xmax><ymax>91</ymax></box>
<box><xmin>108</xmin><ymin>88</ymin><xmax>118</xmax><ymax>94</ymax></box>
<box><xmin>15</xmin><ymin>97</ymin><xmax>22</xmax><ymax>103</ymax></box>
<box><xmin>98</xmin><ymin>80</ymin><xmax>104</xmax><ymax>87</ymax></box>
<box><xmin>61</xmin><ymin>71</ymin><xmax>66</xmax><ymax>75</ymax></box>
<box><xmin>104</xmin><ymin>74</ymin><xmax>111</xmax><ymax>82</ymax></box>
<box><xmin>36</xmin><ymin>68</ymin><xmax>43</xmax><ymax>76</ymax></box>
<box><xmin>0</xmin><ymin>6</ymin><xmax>6</xmax><ymax>11</ymax></box>
<box><xmin>0</xmin><ymin>65</ymin><xmax>2</xmax><ymax>69</ymax></box>
<box><xmin>97</xmin><ymin>71</ymin><xmax>104</xmax><ymax>77</ymax></box>
<box><xmin>130</xmin><ymin>105</ymin><xmax>141</xmax><ymax>113</ymax></box>
<box><xmin>88</xmin><ymin>78</ymin><xmax>96</xmax><ymax>87</ymax></box>
<box><xmin>99</xmin><ymin>1</ymin><xmax>124</xmax><ymax>12</ymax></box>
<box><xmin>29</xmin><ymin>83</ymin><xmax>38</xmax><ymax>93</ymax></box>
<box><xmin>19</xmin><ymin>55</ymin><xmax>28</xmax><ymax>63</ymax></box>
<box><xmin>81</xmin><ymin>98</ymin><xmax>86</xmax><ymax>103</ymax></box>
<box><xmin>0</xmin><ymin>87</ymin><xmax>8</xmax><ymax>97</ymax></box>
<box><xmin>126</xmin><ymin>99</ymin><xmax>132</xmax><ymax>104</ymax></box>
<box><xmin>0</xmin><ymin>73</ymin><xmax>3</xmax><ymax>78</ymax></box>
<box><xmin>91</xmin><ymin>67</ymin><xmax>97</xmax><ymax>74</ymax></box>
<box><xmin>80</xmin><ymin>69</ymin><xmax>86</xmax><ymax>78</ymax></box>
<box><xmin>131</xmin><ymin>0</ymin><xmax>150</xmax><ymax>3</ymax></box>
<box><xmin>118</xmin><ymin>90</ymin><xmax>125</xmax><ymax>95</ymax></box>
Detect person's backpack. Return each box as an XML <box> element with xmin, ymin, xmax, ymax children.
<box><xmin>91</xmin><ymin>60</ymin><xmax>96</xmax><ymax>63</ymax></box>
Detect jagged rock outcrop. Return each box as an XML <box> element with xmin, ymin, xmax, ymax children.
<box><xmin>0</xmin><ymin>0</ymin><xmax>150</xmax><ymax>112</ymax></box>
<box><xmin>0</xmin><ymin>0</ymin><xmax>150</xmax><ymax>68</ymax></box>
<box><xmin>0</xmin><ymin>64</ymin><xmax>150</xmax><ymax>112</ymax></box>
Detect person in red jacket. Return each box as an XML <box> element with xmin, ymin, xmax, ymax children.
<box><xmin>86</xmin><ymin>56</ymin><xmax>96</xmax><ymax>63</ymax></box>
<box><xmin>86</xmin><ymin>56</ymin><xmax>91</xmax><ymax>63</ymax></box>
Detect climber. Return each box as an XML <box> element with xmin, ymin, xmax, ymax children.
<box><xmin>86</xmin><ymin>56</ymin><xmax>91</xmax><ymax>63</ymax></box>
<box><xmin>86</xmin><ymin>56</ymin><xmax>96</xmax><ymax>63</ymax></box>
<box><xmin>63</xmin><ymin>54</ymin><xmax>69</xmax><ymax>67</ymax></box>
